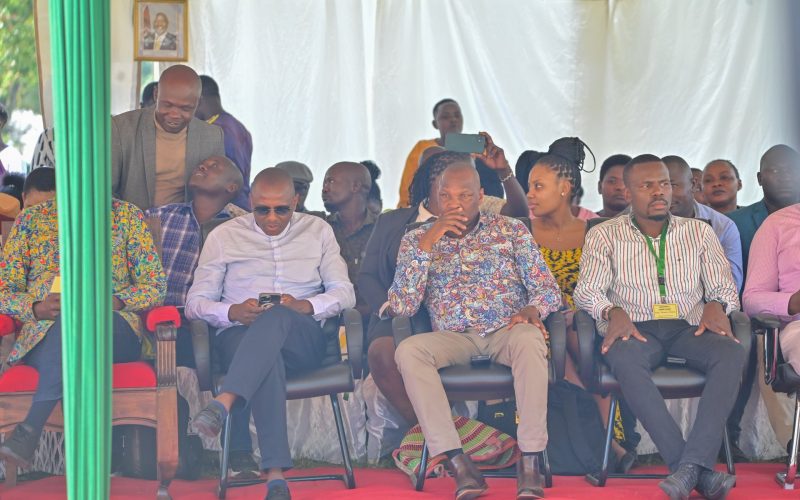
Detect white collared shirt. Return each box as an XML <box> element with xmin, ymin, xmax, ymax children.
<box><xmin>185</xmin><ymin>212</ymin><xmax>355</xmax><ymax>331</ymax></box>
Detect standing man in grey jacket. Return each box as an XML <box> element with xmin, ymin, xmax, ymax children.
<box><xmin>112</xmin><ymin>64</ymin><xmax>224</xmax><ymax>210</ymax></box>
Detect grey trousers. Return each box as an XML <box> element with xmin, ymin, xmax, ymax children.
<box><xmin>24</xmin><ymin>313</ymin><xmax>141</xmax><ymax>403</ymax></box>
<box><xmin>218</xmin><ymin>305</ymin><xmax>326</xmax><ymax>470</ymax></box>
<box><xmin>603</xmin><ymin>319</ymin><xmax>746</xmax><ymax>470</ymax></box>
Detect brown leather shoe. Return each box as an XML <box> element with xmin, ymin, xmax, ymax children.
<box><xmin>447</xmin><ymin>453</ymin><xmax>488</xmax><ymax>500</ymax></box>
<box><xmin>517</xmin><ymin>454</ymin><xmax>545</xmax><ymax>499</ymax></box>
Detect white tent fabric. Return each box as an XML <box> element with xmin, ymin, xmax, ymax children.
<box><xmin>145</xmin><ymin>0</ymin><xmax>798</xmax><ymax>212</ymax></box>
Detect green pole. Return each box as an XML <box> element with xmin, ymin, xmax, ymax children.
<box><xmin>49</xmin><ymin>1</ymin><xmax>112</xmax><ymax>498</ymax></box>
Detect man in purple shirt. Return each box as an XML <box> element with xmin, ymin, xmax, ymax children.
<box><xmin>196</xmin><ymin>75</ymin><xmax>253</xmax><ymax>210</ymax></box>
<box><xmin>743</xmin><ymin>203</ymin><xmax>800</xmax><ymax>450</ymax></box>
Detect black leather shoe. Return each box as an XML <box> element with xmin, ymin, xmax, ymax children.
<box><xmin>658</xmin><ymin>463</ymin><xmax>700</xmax><ymax>500</ymax></box>
<box><xmin>191</xmin><ymin>403</ymin><xmax>226</xmax><ymax>438</ymax></box>
<box><xmin>615</xmin><ymin>451</ymin><xmax>637</xmax><ymax>474</ymax></box>
<box><xmin>516</xmin><ymin>454</ymin><xmax>545</xmax><ymax>499</ymax></box>
<box><xmin>265</xmin><ymin>482</ymin><xmax>291</xmax><ymax>500</ymax></box>
<box><xmin>230</xmin><ymin>450</ymin><xmax>260</xmax><ymax>480</ymax></box>
<box><xmin>695</xmin><ymin>469</ymin><xmax>736</xmax><ymax>500</ymax></box>
<box><xmin>0</xmin><ymin>423</ymin><xmax>39</xmax><ymax>468</ymax></box>
<box><xmin>447</xmin><ymin>453</ymin><xmax>488</xmax><ymax>500</ymax></box>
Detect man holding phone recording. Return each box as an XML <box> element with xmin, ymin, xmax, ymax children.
<box><xmin>186</xmin><ymin>168</ymin><xmax>354</xmax><ymax>500</ymax></box>
<box><xmin>390</xmin><ymin>157</ymin><xmax>561</xmax><ymax>499</ymax></box>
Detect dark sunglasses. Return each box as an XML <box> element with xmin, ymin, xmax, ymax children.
<box><xmin>253</xmin><ymin>205</ymin><xmax>292</xmax><ymax>216</ymax></box>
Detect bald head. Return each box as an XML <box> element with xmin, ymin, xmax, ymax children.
<box><xmin>758</xmin><ymin>144</ymin><xmax>800</xmax><ymax>209</ymax></box>
<box><xmin>252</xmin><ymin>167</ymin><xmax>296</xmax><ymax>197</ymax></box>
<box><xmin>250</xmin><ymin>168</ymin><xmax>299</xmax><ymax>235</ymax></box>
<box><xmin>437</xmin><ymin>163</ymin><xmax>483</xmax><ymax>235</ymax></box>
<box><xmin>154</xmin><ymin>65</ymin><xmax>202</xmax><ymax>133</ymax></box>
<box><xmin>322</xmin><ymin>161</ymin><xmax>371</xmax><ymax>212</ymax></box>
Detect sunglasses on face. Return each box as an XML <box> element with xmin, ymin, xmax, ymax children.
<box><xmin>253</xmin><ymin>205</ymin><xmax>292</xmax><ymax>216</ymax></box>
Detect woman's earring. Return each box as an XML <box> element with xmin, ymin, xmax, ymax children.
<box><xmin>561</xmin><ymin>192</ymin><xmax>565</xmax><ymax>197</ymax></box>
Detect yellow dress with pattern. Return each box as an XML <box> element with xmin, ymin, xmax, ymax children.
<box><xmin>539</xmin><ymin>246</ymin><xmax>581</xmax><ymax>310</ymax></box>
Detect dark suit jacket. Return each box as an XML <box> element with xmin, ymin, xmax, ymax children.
<box><xmin>356</xmin><ymin>207</ymin><xmax>419</xmax><ymax>315</ymax></box>
<box><xmin>112</xmin><ymin>107</ymin><xmax>224</xmax><ymax>210</ymax></box>
<box><xmin>143</xmin><ymin>32</ymin><xmax>178</xmax><ymax>51</ymax></box>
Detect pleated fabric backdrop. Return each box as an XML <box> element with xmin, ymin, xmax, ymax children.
<box><xmin>49</xmin><ymin>1</ymin><xmax>112</xmax><ymax>498</ymax></box>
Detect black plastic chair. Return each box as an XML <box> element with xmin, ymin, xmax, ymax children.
<box><xmin>751</xmin><ymin>313</ymin><xmax>800</xmax><ymax>490</ymax></box>
<box><xmin>573</xmin><ymin>309</ymin><xmax>751</xmax><ymax>486</ymax></box>
<box><xmin>189</xmin><ymin>308</ymin><xmax>364</xmax><ymax>499</ymax></box>
<box><xmin>392</xmin><ymin>308</ymin><xmax>566</xmax><ymax>491</ymax></box>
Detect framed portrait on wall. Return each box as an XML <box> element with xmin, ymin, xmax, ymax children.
<box><xmin>134</xmin><ymin>0</ymin><xmax>188</xmax><ymax>62</ymax></box>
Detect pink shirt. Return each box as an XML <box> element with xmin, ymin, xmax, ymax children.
<box><xmin>743</xmin><ymin>204</ymin><xmax>800</xmax><ymax>323</ymax></box>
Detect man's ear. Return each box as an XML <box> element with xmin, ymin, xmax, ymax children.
<box><xmin>226</xmin><ymin>183</ymin><xmax>239</xmax><ymax>195</ymax></box>
<box><xmin>152</xmin><ymin>86</ymin><xmax>159</xmax><ymax>105</ymax></box>
<box><xmin>757</xmin><ymin>171</ymin><xmax>763</xmax><ymax>187</ymax></box>
<box><xmin>432</xmin><ymin>119</ymin><xmax>439</xmax><ymax>131</ymax></box>
<box><xmin>597</xmin><ymin>179</ymin><xmax>603</xmax><ymax>194</ymax></box>
<box><xmin>291</xmin><ymin>193</ymin><xmax>299</xmax><ymax>209</ymax></box>
<box><xmin>736</xmin><ymin>179</ymin><xmax>742</xmax><ymax>192</ymax></box>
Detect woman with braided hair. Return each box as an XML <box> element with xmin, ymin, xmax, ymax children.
<box><xmin>527</xmin><ymin>139</ymin><xmax>637</xmax><ymax>473</ymax></box>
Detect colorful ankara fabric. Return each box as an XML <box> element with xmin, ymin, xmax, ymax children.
<box><xmin>0</xmin><ymin>199</ymin><xmax>166</xmax><ymax>365</ymax></box>
<box><xmin>389</xmin><ymin>212</ymin><xmax>561</xmax><ymax>335</ymax></box>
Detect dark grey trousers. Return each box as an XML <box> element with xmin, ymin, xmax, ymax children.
<box><xmin>217</xmin><ymin>305</ymin><xmax>326</xmax><ymax>470</ymax></box>
<box><xmin>603</xmin><ymin>319</ymin><xmax>746</xmax><ymax>470</ymax></box>
<box><xmin>24</xmin><ymin>313</ymin><xmax>141</xmax><ymax>403</ymax></box>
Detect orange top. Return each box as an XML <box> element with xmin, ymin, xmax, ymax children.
<box><xmin>397</xmin><ymin>138</ymin><xmax>438</xmax><ymax>208</ymax></box>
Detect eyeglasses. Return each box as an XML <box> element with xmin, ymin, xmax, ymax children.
<box><xmin>253</xmin><ymin>205</ymin><xmax>292</xmax><ymax>216</ymax></box>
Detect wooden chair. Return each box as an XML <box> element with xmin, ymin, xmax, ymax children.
<box><xmin>0</xmin><ymin>307</ymin><xmax>181</xmax><ymax>499</ymax></box>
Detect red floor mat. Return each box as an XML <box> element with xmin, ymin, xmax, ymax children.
<box><xmin>0</xmin><ymin>464</ymin><xmax>796</xmax><ymax>499</ymax></box>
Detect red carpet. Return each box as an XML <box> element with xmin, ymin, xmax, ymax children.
<box><xmin>0</xmin><ymin>464</ymin><xmax>796</xmax><ymax>499</ymax></box>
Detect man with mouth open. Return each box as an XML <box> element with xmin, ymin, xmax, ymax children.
<box><xmin>575</xmin><ymin>155</ymin><xmax>744</xmax><ymax>500</ymax></box>
<box><xmin>112</xmin><ymin>64</ymin><xmax>224</xmax><ymax>210</ymax></box>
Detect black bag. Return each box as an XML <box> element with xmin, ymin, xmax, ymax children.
<box><xmin>477</xmin><ymin>399</ymin><xmax>518</xmax><ymax>439</ymax></box>
<box><xmin>545</xmin><ymin>380</ymin><xmax>606</xmax><ymax>475</ymax></box>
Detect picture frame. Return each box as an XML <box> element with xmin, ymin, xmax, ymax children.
<box><xmin>133</xmin><ymin>0</ymin><xmax>188</xmax><ymax>62</ymax></box>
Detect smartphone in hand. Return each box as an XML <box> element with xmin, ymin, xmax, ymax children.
<box><xmin>445</xmin><ymin>133</ymin><xmax>486</xmax><ymax>154</ymax></box>
<box><xmin>258</xmin><ymin>293</ymin><xmax>281</xmax><ymax>308</ymax></box>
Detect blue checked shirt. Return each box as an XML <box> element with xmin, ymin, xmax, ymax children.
<box><xmin>146</xmin><ymin>202</ymin><xmax>247</xmax><ymax>306</ymax></box>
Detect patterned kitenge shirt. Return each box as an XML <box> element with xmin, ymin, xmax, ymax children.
<box><xmin>0</xmin><ymin>198</ymin><xmax>166</xmax><ymax>365</ymax></box>
<box><xmin>389</xmin><ymin>212</ymin><xmax>561</xmax><ymax>335</ymax></box>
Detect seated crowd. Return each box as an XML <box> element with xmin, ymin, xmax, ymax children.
<box><xmin>0</xmin><ymin>64</ymin><xmax>799</xmax><ymax>500</ymax></box>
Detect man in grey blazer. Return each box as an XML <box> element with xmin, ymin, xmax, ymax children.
<box><xmin>112</xmin><ymin>64</ymin><xmax>224</xmax><ymax>210</ymax></box>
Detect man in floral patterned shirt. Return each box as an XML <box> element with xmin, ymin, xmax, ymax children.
<box><xmin>0</xmin><ymin>197</ymin><xmax>166</xmax><ymax>467</ymax></box>
<box><xmin>389</xmin><ymin>161</ymin><xmax>560</xmax><ymax>500</ymax></box>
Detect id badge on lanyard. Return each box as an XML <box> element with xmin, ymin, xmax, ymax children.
<box><xmin>634</xmin><ymin>218</ymin><xmax>679</xmax><ymax>320</ymax></box>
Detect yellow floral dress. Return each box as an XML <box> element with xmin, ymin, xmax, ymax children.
<box><xmin>0</xmin><ymin>198</ymin><xmax>166</xmax><ymax>366</ymax></box>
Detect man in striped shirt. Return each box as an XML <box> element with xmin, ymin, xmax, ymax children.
<box><xmin>574</xmin><ymin>155</ymin><xmax>744</xmax><ymax>500</ymax></box>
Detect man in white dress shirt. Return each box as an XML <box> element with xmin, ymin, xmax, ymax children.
<box><xmin>187</xmin><ymin>168</ymin><xmax>355</xmax><ymax>500</ymax></box>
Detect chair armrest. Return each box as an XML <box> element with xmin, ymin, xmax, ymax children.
<box><xmin>751</xmin><ymin>313</ymin><xmax>782</xmax><ymax>332</ymax></box>
<box><xmin>151</xmin><ymin>311</ymin><xmax>178</xmax><ymax>387</ymax></box>
<box><xmin>729</xmin><ymin>310</ymin><xmax>752</xmax><ymax>355</ymax></box>
<box><xmin>545</xmin><ymin>311</ymin><xmax>567</xmax><ymax>382</ymax></box>
<box><xmin>573</xmin><ymin>310</ymin><xmax>598</xmax><ymax>389</ymax></box>
<box><xmin>392</xmin><ymin>316</ymin><xmax>414</xmax><ymax>348</ymax></box>
<box><xmin>144</xmin><ymin>306</ymin><xmax>181</xmax><ymax>332</ymax></box>
<box><xmin>0</xmin><ymin>314</ymin><xmax>17</xmax><ymax>337</ymax></box>
<box><xmin>189</xmin><ymin>319</ymin><xmax>213</xmax><ymax>392</ymax></box>
<box><xmin>750</xmin><ymin>313</ymin><xmax>781</xmax><ymax>385</ymax></box>
<box><xmin>342</xmin><ymin>308</ymin><xmax>364</xmax><ymax>379</ymax></box>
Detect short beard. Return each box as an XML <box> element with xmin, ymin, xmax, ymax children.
<box><xmin>647</xmin><ymin>213</ymin><xmax>668</xmax><ymax>221</ymax></box>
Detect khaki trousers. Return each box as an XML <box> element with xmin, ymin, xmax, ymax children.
<box><xmin>758</xmin><ymin>320</ymin><xmax>800</xmax><ymax>448</ymax></box>
<box><xmin>395</xmin><ymin>323</ymin><xmax>549</xmax><ymax>456</ymax></box>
